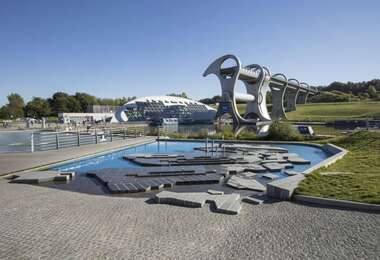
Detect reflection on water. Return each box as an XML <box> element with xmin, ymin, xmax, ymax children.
<box><xmin>158</xmin><ymin>123</ymin><xmax>271</xmax><ymax>137</ymax></box>
<box><xmin>0</xmin><ymin>130</ymin><xmax>33</xmax><ymax>153</ymax></box>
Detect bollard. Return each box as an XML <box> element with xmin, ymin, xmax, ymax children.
<box><xmin>31</xmin><ymin>132</ymin><xmax>34</xmax><ymax>152</ymax></box>
<box><xmin>95</xmin><ymin>129</ymin><xmax>98</xmax><ymax>144</ymax></box>
<box><xmin>205</xmin><ymin>138</ymin><xmax>209</xmax><ymax>154</ymax></box>
<box><xmin>56</xmin><ymin>132</ymin><xmax>59</xmax><ymax>150</ymax></box>
<box><xmin>77</xmin><ymin>131</ymin><xmax>80</xmax><ymax>146</ymax></box>
<box><xmin>123</xmin><ymin>128</ymin><xmax>126</xmax><ymax>139</ymax></box>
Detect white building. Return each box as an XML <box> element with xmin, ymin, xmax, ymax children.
<box><xmin>114</xmin><ymin>96</ymin><xmax>216</xmax><ymax>124</ymax></box>
<box><xmin>58</xmin><ymin>113</ymin><xmax>116</xmax><ymax>124</ymax></box>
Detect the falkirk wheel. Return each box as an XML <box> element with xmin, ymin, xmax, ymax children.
<box><xmin>203</xmin><ymin>54</ymin><xmax>319</xmax><ymax>125</ymax></box>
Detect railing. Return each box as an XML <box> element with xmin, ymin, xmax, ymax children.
<box><xmin>31</xmin><ymin>127</ymin><xmax>147</xmax><ymax>152</ymax></box>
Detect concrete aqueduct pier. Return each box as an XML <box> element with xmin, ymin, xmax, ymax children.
<box><xmin>203</xmin><ymin>54</ymin><xmax>318</xmax><ymax>124</ymax></box>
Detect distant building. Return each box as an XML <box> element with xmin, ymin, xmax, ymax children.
<box><xmin>114</xmin><ymin>96</ymin><xmax>216</xmax><ymax>124</ymax></box>
<box><xmin>58</xmin><ymin>113</ymin><xmax>115</xmax><ymax>124</ymax></box>
<box><xmin>87</xmin><ymin>105</ymin><xmax>121</xmax><ymax>113</ymax></box>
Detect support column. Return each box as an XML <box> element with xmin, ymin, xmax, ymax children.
<box><xmin>296</xmin><ymin>83</ymin><xmax>310</xmax><ymax>104</ymax></box>
<box><xmin>244</xmin><ymin>65</ymin><xmax>271</xmax><ymax>122</ymax></box>
<box><xmin>269</xmin><ymin>73</ymin><xmax>287</xmax><ymax>120</ymax></box>
<box><xmin>296</xmin><ymin>91</ymin><xmax>309</xmax><ymax>104</ymax></box>
<box><xmin>284</xmin><ymin>79</ymin><xmax>300</xmax><ymax>112</ymax></box>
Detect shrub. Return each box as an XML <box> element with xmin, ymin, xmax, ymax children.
<box><xmin>265</xmin><ymin>121</ymin><xmax>303</xmax><ymax>141</ymax></box>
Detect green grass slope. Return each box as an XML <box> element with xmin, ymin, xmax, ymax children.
<box><xmin>296</xmin><ymin>131</ymin><xmax>380</xmax><ymax>204</ymax></box>
<box><xmin>235</xmin><ymin>101</ymin><xmax>380</xmax><ymax>122</ymax></box>
<box><xmin>286</xmin><ymin>101</ymin><xmax>380</xmax><ymax>121</ymax></box>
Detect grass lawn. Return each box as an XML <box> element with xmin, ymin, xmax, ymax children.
<box><xmin>296</xmin><ymin>131</ymin><xmax>380</xmax><ymax>204</ymax></box>
<box><xmin>286</xmin><ymin>101</ymin><xmax>380</xmax><ymax>121</ymax></box>
<box><xmin>235</xmin><ymin>101</ymin><xmax>380</xmax><ymax>122</ymax></box>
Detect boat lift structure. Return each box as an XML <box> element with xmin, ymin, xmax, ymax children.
<box><xmin>203</xmin><ymin>54</ymin><xmax>318</xmax><ymax>125</ymax></box>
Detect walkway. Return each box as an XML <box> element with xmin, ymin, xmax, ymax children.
<box><xmin>0</xmin><ymin>180</ymin><xmax>378</xmax><ymax>259</ymax></box>
<box><xmin>0</xmin><ymin>136</ymin><xmax>156</xmax><ymax>175</ymax></box>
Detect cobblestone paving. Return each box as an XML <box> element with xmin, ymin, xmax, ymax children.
<box><xmin>0</xmin><ymin>180</ymin><xmax>379</xmax><ymax>260</ymax></box>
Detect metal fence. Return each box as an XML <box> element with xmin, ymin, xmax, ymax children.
<box><xmin>31</xmin><ymin>127</ymin><xmax>147</xmax><ymax>152</ymax></box>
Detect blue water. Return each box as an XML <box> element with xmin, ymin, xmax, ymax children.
<box><xmin>52</xmin><ymin>141</ymin><xmax>330</xmax><ymax>179</ymax></box>
<box><xmin>0</xmin><ymin>130</ymin><xmax>33</xmax><ymax>153</ymax></box>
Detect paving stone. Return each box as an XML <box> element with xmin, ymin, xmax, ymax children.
<box><xmin>207</xmin><ymin>189</ymin><xmax>224</xmax><ymax>195</ymax></box>
<box><xmin>226</xmin><ymin>175</ymin><xmax>266</xmax><ymax>192</ymax></box>
<box><xmin>261</xmin><ymin>173</ymin><xmax>279</xmax><ymax>180</ymax></box>
<box><xmin>284</xmin><ymin>170</ymin><xmax>301</xmax><ymax>176</ymax></box>
<box><xmin>242</xmin><ymin>196</ymin><xmax>264</xmax><ymax>205</ymax></box>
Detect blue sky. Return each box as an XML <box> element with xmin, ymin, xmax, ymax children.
<box><xmin>1</xmin><ymin>0</ymin><xmax>379</xmax><ymax>105</ymax></box>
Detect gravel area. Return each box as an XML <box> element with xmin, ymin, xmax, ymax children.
<box><xmin>0</xmin><ymin>180</ymin><xmax>379</xmax><ymax>260</ymax></box>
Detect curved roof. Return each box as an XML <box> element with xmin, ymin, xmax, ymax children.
<box><xmin>124</xmin><ymin>96</ymin><xmax>216</xmax><ymax>111</ymax></box>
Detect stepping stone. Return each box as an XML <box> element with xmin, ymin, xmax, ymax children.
<box><xmin>280</xmin><ymin>163</ymin><xmax>294</xmax><ymax>169</ymax></box>
<box><xmin>226</xmin><ymin>166</ymin><xmax>246</xmax><ymax>174</ymax></box>
<box><xmin>240</xmin><ymin>172</ymin><xmax>257</xmax><ymax>178</ymax></box>
<box><xmin>280</xmin><ymin>153</ymin><xmax>299</xmax><ymax>159</ymax></box>
<box><xmin>261</xmin><ymin>159</ymin><xmax>287</xmax><ymax>164</ymax></box>
<box><xmin>208</xmin><ymin>189</ymin><xmax>224</xmax><ymax>195</ymax></box>
<box><xmin>262</xmin><ymin>173</ymin><xmax>279</xmax><ymax>180</ymax></box>
<box><xmin>53</xmin><ymin>175</ymin><xmax>70</xmax><ymax>181</ymax></box>
<box><xmin>155</xmin><ymin>191</ymin><xmax>242</xmax><ymax>215</ymax></box>
<box><xmin>284</xmin><ymin>170</ymin><xmax>301</xmax><ymax>176</ymax></box>
<box><xmin>60</xmin><ymin>171</ymin><xmax>75</xmax><ymax>179</ymax></box>
<box><xmin>263</xmin><ymin>163</ymin><xmax>284</xmax><ymax>172</ymax></box>
<box><xmin>242</xmin><ymin>196</ymin><xmax>264</xmax><ymax>205</ymax></box>
<box><xmin>244</xmin><ymin>164</ymin><xmax>266</xmax><ymax>173</ymax></box>
<box><xmin>210</xmin><ymin>193</ymin><xmax>241</xmax><ymax>215</ymax></box>
<box><xmin>226</xmin><ymin>176</ymin><xmax>266</xmax><ymax>192</ymax></box>
<box><xmin>11</xmin><ymin>171</ymin><xmax>74</xmax><ymax>184</ymax></box>
<box><xmin>287</xmin><ymin>156</ymin><xmax>311</xmax><ymax>164</ymax></box>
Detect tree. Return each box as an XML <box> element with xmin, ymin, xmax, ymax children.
<box><xmin>0</xmin><ymin>106</ymin><xmax>10</xmax><ymax>119</ymax></box>
<box><xmin>67</xmin><ymin>96</ymin><xmax>82</xmax><ymax>112</ymax></box>
<box><xmin>167</xmin><ymin>92</ymin><xmax>189</xmax><ymax>99</ymax></box>
<box><xmin>49</xmin><ymin>92</ymin><xmax>70</xmax><ymax>113</ymax></box>
<box><xmin>25</xmin><ymin>97</ymin><xmax>51</xmax><ymax>118</ymax></box>
<box><xmin>74</xmin><ymin>92</ymin><xmax>98</xmax><ymax>112</ymax></box>
<box><xmin>368</xmin><ymin>85</ymin><xmax>378</xmax><ymax>99</ymax></box>
<box><xmin>49</xmin><ymin>92</ymin><xmax>81</xmax><ymax>113</ymax></box>
<box><xmin>4</xmin><ymin>93</ymin><xmax>24</xmax><ymax>119</ymax></box>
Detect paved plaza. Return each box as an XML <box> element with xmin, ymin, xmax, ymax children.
<box><xmin>0</xmin><ymin>180</ymin><xmax>378</xmax><ymax>259</ymax></box>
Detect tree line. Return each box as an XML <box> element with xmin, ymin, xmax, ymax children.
<box><xmin>0</xmin><ymin>92</ymin><xmax>136</xmax><ymax>120</ymax></box>
<box><xmin>309</xmin><ymin>79</ymin><xmax>380</xmax><ymax>103</ymax></box>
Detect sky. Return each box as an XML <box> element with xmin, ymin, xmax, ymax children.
<box><xmin>1</xmin><ymin>0</ymin><xmax>379</xmax><ymax>105</ymax></box>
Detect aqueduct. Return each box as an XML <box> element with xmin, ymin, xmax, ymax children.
<box><xmin>203</xmin><ymin>54</ymin><xmax>318</xmax><ymax>125</ymax></box>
